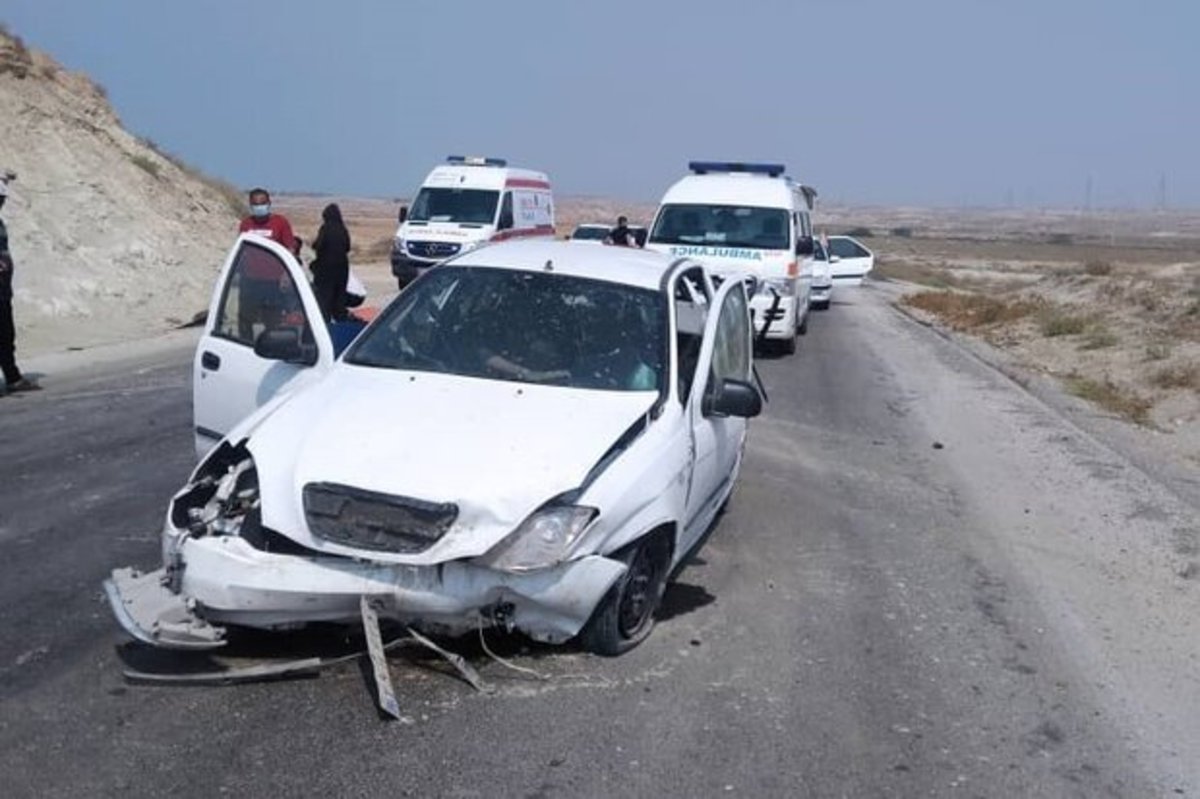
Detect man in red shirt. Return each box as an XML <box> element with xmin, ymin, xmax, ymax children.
<box><xmin>236</xmin><ymin>188</ymin><xmax>297</xmax><ymax>340</ymax></box>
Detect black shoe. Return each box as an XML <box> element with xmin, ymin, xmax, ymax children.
<box><xmin>6</xmin><ymin>378</ymin><xmax>41</xmax><ymax>393</ymax></box>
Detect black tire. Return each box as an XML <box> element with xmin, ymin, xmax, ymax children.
<box><xmin>779</xmin><ymin>334</ymin><xmax>797</xmax><ymax>355</ymax></box>
<box><xmin>812</xmin><ymin>299</ymin><xmax>830</xmax><ymax>311</ymax></box>
<box><xmin>580</xmin><ymin>532</ymin><xmax>672</xmax><ymax>656</ymax></box>
<box><xmin>798</xmin><ymin>309</ymin><xmax>809</xmax><ymax>336</ymax></box>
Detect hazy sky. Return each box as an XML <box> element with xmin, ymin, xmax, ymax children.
<box><xmin>4</xmin><ymin>0</ymin><xmax>1198</xmax><ymax>207</ymax></box>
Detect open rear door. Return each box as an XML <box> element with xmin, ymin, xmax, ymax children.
<box><xmin>192</xmin><ymin>234</ymin><xmax>334</xmax><ymax>458</ymax></box>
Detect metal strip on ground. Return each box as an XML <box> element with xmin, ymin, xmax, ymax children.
<box><xmin>361</xmin><ymin>596</ymin><xmax>402</xmax><ymax>720</ymax></box>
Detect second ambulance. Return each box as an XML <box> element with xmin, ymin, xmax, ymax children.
<box><xmin>645</xmin><ymin>162</ymin><xmax>817</xmax><ymax>355</ymax></box>
<box><xmin>391</xmin><ymin>156</ymin><xmax>555</xmax><ymax>287</ymax></box>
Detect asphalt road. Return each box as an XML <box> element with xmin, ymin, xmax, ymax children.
<box><xmin>1</xmin><ymin>287</ymin><xmax>1197</xmax><ymax>798</ymax></box>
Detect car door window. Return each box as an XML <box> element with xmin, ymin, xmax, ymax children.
<box><xmin>673</xmin><ymin>267</ymin><xmax>710</xmax><ymax>403</ymax></box>
<box><xmin>829</xmin><ymin>237</ymin><xmax>867</xmax><ymax>259</ymax></box>
<box><xmin>214</xmin><ymin>240</ymin><xmax>313</xmax><ymax>348</ymax></box>
<box><xmin>707</xmin><ymin>285</ymin><xmax>752</xmax><ymax>403</ymax></box>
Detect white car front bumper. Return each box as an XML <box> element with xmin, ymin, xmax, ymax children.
<box><xmin>106</xmin><ymin>536</ymin><xmax>627</xmax><ymax>650</ymax></box>
<box><xmin>750</xmin><ymin>292</ymin><xmax>797</xmax><ymax>339</ymax></box>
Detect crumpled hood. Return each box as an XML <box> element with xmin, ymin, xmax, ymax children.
<box><xmin>247</xmin><ymin>366</ymin><xmax>656</xmax><ymax>564</ymax></box>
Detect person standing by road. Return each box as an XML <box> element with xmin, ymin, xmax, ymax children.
<box><xmin>608</xmin><ymin>215</ymin><xmax>635</xmax><ymax>247</ymax></box>
<box><xmin>236</xmin><ymin>188</ymin><xmax>296</xmax><ymax>339</ymax></box>
<box><xmin>310</xmin><ymin>203</ymin><xmax>351</xmax><ymax>322</ymax></box>
<box><xmin>238</xmin><ymin>187</ymin><xmax>296</xmax><ymax>250</ymax></box>
<box><xmin>0</xmin><ymin>173</ymin><xmax>40</xmax><ymax>395</ymax></box>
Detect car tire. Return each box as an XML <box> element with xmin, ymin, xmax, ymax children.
<box><xmin>813</xmin><ymin>299</ymin><xmax>830</xmax><ymax>311</ymax></box>
<box><xmin>797</xmin><ymin>309</ymin><xmax>808</xmax><ymax>336</ymax></box>
<box><xmin>580</xmin><ymin>531</ymin><xmax>672</xmax><ymax>656</ymax></box>
<box><xmin>779</xmin><ymin>333</ymin><xmax>797</xmax><ymax>355</ymax></box>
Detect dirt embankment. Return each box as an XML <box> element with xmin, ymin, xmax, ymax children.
<box><xmin>0</xmin><ymin>27</ymin><xmax>242</xmax><ymax>355</ymax></box>
<box><xmin>863</xmin><ymin>215</ymin><xmax>1200</xmax><ymax>464</ymax></box>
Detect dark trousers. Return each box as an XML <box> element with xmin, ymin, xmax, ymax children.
<box><xmin>313</xmin><ymin>273</ymin><xmax>348</xmax><ymax>323</ymax></box>
<box><xmin>0</xmin><ymin>294</ymin><xmax>21</xmax><ymax>385</ymax></box>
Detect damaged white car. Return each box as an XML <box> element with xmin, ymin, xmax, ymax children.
<box><xmin>106</xmin><ymin>237</ymin><xmax>762</xmax><ymax>655</ymax></box>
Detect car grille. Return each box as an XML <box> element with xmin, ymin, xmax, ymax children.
<box><xmin>406</xmin><ymin>240</ymin><xmax>462</xmax><ymax>260</ymax></box>
<box><xmin>303</xmin><ymin>483</ymin><xmax>458</xmax><ymax>554</ymax></box>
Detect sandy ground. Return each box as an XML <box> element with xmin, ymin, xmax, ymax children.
<box><xmin>869</xmin><ymin>221</ymin><xmax>1200</xmax><ymax>469</ymax></box>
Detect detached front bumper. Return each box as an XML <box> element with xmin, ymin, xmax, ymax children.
<box><xmin>105</xmin><ymin>536</ymin><xmax>627</xmax><ymax>650</ymax></box>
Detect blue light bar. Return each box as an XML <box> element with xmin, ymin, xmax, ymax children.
<box><xmin>688</xmin><ymin>161</ymin><xmax>785</xmax><ymax>177</ymax></box>
<box><xmin>447</xmin><ymin>155</ymin><xmax>508</xmax><ymax>167</ymax></box>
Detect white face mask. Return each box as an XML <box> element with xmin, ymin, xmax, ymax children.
<box><xmin>250</xmin><ymin>203</ymin><xmax>270</xmax><ymax>218</ymax></box>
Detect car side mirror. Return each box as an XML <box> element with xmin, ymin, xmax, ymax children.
<box><xmin>254</xmin><ymin>327</ymin><xmax>317</xmax><ymax>366</ymax></box>
<box><xmin>703</xmin><ymin>378</ymin><xmax>763</xmax><ymax>419</ymax></box>
<box><xmin>398</xmin><ymin>205</ymin><xmax>408</xmax><ymax>223</ymax></box>
<box><xmin>829</xmin><ymin>254</ymin><xmax>841</xmax><ymax>263</ymax></box>
<box><xmin>795</xmin><ymin>236</ymin><xmax>815</xmax><ymax>256</ymax></box>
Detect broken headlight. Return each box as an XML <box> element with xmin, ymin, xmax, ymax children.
<box><xmin>169</xmin><ymin>441</ymin><xmax>260</xmax><ymax>538</ymax></box>
<box><xmin>477</xmin><ymin>505</ymin><xmax>598</xmax><ymax>573</ymax></box>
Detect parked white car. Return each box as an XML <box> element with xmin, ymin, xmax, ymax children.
<box><xmin>810</xmin><ymin>239</ymin><xmax>834</xmax><ymax>310</ymax></box>
<box><xmin>106</xmin><ymin>238</ymin><xmax>763</xmax><ymax>656</ymax></box>
<box><xmin>826</xmin><ymin>235</ymin><xmax>874</xmax><ymax>285</ymax></box>
<box><xmin>570</xmin><ymin>223</ymin><xmax>648</xmax><ymax>247</ymax></box>
<box><xmin>569</xmin><ymin>223</ymin><xmax>612</xmax><ymax>243</ymax></box>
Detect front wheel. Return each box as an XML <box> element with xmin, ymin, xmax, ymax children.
<box><xmin>580</xmin><ymin>532</ymin><xmax>672</xmax><ymax>656</ymax></box>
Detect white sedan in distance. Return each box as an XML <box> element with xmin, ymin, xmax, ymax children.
<box><xmin>827</xmin><ymin>235</ymin><xmax>875</xmax><ymax>285</ymax></box>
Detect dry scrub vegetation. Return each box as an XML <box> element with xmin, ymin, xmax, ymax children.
<box><xmin>877</xmin><ymin>215</ymin><xmax>1200</xmax><ymax>442</ymax></box>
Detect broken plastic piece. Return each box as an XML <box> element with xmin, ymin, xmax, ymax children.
<box><xmin>406</xmin><ymin>626</ymin><xmax>486</xmax><ymax>692</ymax></box>
<box><xmin>105</xmin><ymin>568</ymin><xmax>226</xmax><ymax>650</ymax></box>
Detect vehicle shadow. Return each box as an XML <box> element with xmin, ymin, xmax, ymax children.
<box><xmin>656</xmin><ymin>582</ymin><xmax>716</xmax><ymax>622</ymax></box>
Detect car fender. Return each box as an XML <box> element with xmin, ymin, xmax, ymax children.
<box><xmin>573</xmin><ymin>411</ymin><xmax>690</xmax><ymax>565</ymax></box>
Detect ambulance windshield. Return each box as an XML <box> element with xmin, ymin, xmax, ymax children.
<box><xmin>649</xmin><ymin>204</ymin><xmax>790</xmax><ymax>251</ymax></box>
<box><xmin>409</xmin><ymin>188</ymin><xmax>500</xmax><ymax>225</ymax></box>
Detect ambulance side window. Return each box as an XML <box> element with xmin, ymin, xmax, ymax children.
<box><xmin>498</xmin><ymin>192</ymin><xmax>514</xmax><ymax>230</ymax></box>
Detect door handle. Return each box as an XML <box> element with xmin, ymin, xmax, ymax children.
<box><xmin>201</xmin><ymin>351</ymin><xmax>221</xmax><ymax>371</ymax></box>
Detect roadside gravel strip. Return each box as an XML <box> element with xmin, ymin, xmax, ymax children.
<box><xmin>870</xmin><ymin>283</ymin><xmax>1200</xmax><ymax>791</ymax></box>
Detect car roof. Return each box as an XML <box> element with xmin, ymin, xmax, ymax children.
<box><xmin>573</xmin><ymin>223</ymin><xmax>611</xmax><ymax>230</ymax></box>
<box><xmin>659</xmin><ymin>173</ymin><xmax>800</xmax><ymax>209</ymax></box>
<box><xmin>449</xmin><ymin>239</ymin><xmax>683</xmax><ymax>290</ymax></box>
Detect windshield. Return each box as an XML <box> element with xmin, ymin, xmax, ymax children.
<box><xmin>649</xmin><ymin>204</ymin><xmax>791</xmax><ymax>251</ymax></box>
<box><xmin>347</xmin><ymin>266</ymin><xmax>666</xmax><ymax>392</ymax></box>
<box><xmin>571</xmin><ymin>226</ymin><xmax>610</xmax><ymax>241</ymax></box>
<box><xmin>409</xmin><ymin>188</ymin><xmax>500</xmax><ymax>225</ymax></box>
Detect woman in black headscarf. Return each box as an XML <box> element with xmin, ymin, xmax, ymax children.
<box><xmin>311</xmin><ymin>203</ymin><xmax>351</xmax><ymax>322</ymax></box>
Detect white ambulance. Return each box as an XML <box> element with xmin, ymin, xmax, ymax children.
<box><xmin>646</xmin><ymin>162</ymin><xmax>817</xmax><ymax>354</ymax></box>
<box><xmin>391</xmin><ymin>156</ymin><xmax>555</xmax><ymax>287</ymax></box>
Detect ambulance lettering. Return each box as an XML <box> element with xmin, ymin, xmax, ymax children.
<box><xmin>668</xmin><ymin>246</ymin><xmax>764</xmax><ymax>261</ymax></box>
